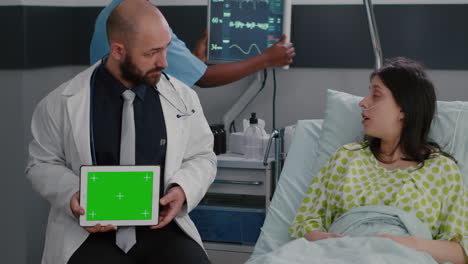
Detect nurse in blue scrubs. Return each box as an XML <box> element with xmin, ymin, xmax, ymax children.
<box><xmin>90</xmin><ymin>0</ymin><xmax>296</xmax><ymax>88</ymax></box>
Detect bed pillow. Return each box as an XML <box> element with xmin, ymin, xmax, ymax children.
<box><xmin>251</xmin><ymin>120</ymin><xmax>323</xmax><ymax>257</ymax></box>
<box><xmin>315</xmin><ymin>89</ymin><xmax>468</xmax><ymax>185</ymax></box>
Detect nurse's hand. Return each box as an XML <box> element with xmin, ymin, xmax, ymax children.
<box><xmin>304</xmin><ymin>230</ymin><xmax>344</xmax><ymax>242</ymax></box>
<box><xmin>193</xmin><ymin>30</ymin><xmax>208</xmax><ymax>63</ymax></box>
<box><xmin>150</xmin><ymin>186</ymin><xmax>187</xmax><ymax>230</ymax></box>
<box><xmin>70</xmin><ymin>191</ymin><xmax>118</xmax><ymax>233</ymax></box>
<box><xmin>261</xmin><ymin>34</ymin><xmax>296</xmax><ymax>67</ymax></box>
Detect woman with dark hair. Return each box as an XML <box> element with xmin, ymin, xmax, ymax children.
<box><xmin>364</xmin><ymin>57</ymin><xmax>445</xmax><ymax>168</ymax></box>
<box><xmin>289</xmin><ymin>57</ymin><xmax>467</xmax><ymax>264</ymax></box>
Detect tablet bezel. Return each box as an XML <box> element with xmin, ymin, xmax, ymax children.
<box><xmin>79</xmin><ymin>165</ymin><xmax>160</xmax><ymax>227</ymax></box>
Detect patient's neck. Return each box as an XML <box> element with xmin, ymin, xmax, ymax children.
<box><xmin>379</xmin><ymin>137</ymin><xmax>401</xmax><ymax>162</ymax></box>
<box><xmin>377</xmin><ymin>138</ymin><xmax>418</xmax><ymax>170</ymax></box>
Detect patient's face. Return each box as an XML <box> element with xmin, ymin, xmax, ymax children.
<box><xmin>359</xmin><ymin>76</ymin><xmax>404</xmax><ymax>140</ymax></box>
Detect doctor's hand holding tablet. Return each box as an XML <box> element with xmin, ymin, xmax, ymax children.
<box><xmin>70</xmin><ymin>166</ymin><xmax>185</xmax><ymax>233</ymax></box>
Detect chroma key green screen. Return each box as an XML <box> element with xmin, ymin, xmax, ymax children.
<box><xmin>86</xmin><ymin>171</ymin><xmax>154</xmax><ymax>221</ymax></box>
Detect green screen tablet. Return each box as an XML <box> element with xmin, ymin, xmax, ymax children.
<box><xmin>79</xmin><ymin>166</ymin><xmax>160</xmax><ymax>227</ymax></box>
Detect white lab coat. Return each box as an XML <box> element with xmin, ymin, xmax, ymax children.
<box><xmin>26</xmin><ymin>63</ymin><xmax>217</xmax><ymax>264</ymax></box>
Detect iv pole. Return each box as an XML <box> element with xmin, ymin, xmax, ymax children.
<box><xmin>264</xmin><ymin>0</ymin><xmax>385</xmax><ymax>191</ymax></box>
<box><xmin>364</xmin><ymin>0</ymin><xmax>384</xmax><ymax>69</ymax></box>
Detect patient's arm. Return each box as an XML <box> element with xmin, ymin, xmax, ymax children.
<box><xmin>289</xmin><ymin>155</ymin><xmax>337</xmax><ymax>238</ymax></box>
<box><xmin>377</xmin><ymin>173</ymin><xmax>468</xmax><ymax>264</ymax></box>
<box><xmin>289</xmin><ymin>147</ymin><xmax>356</xmax><ymax>239</ymax></box>
<box><xmin>304</xmin><ymin>230</ymin><xmax>344</xmax><ymax>242</ymax></box>
<box><xmin>377</xmin><ymin>234</ymin><xmax>466</xmax><ymax>264</ymax></box>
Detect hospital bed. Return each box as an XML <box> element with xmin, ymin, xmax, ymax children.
<box><xmin>248</xmin><ymin>89</ymin><xmax>468</xmax><ymax>260</ymax></box>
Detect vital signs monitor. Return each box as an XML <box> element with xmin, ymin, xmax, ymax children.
<box><xmin>207</xmin><ymin>0</ymin><xmax>292</xmax><ymax>64</ymax></box>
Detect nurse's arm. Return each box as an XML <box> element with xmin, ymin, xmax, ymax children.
<box><xmin>195</xmin><ymin>35</ymin><xmax>295</xmax><ymax>88</ymax></box>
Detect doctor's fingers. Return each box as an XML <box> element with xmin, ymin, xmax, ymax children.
<box><xmin>157</xmin><ymin>209</ymin><xmax>178</xmax><ymax>229</ymax></box>
<box><xmin>149</xmin><ymin>216</ymin><xmax>171</xmax><ymax>230</ymax></box>
<box><xmin>85</xmin><ymin>224</ymin><xmax>102</xmax><ymax>233</ymax></box>
<box><xmin>160</xmin><ymin>192</ymin><xmax>177</xmax><ymax>206</ymax></box>
<box><xmin>99</xmin><ymin>225</ymin><xmax>118</xmax><ymax>232</ymax></box>
<box><xmin>150</xmin><ymin>203</ymin><xmax>182</xmax><ymax>229</ymax></box>
<box><xmin>84</xmin><ymin>224</ymin><xmax>117</xmax><ymax>234</ymax></box>
<box><xmin>160</xmin><ymin>186</ymin><xmax>186</xmax><ymax>206</ymax></box>
<box><xmin>70</xmin><ymin>192</ymin><xmax>84</xmax><ymax>218</ymax></box>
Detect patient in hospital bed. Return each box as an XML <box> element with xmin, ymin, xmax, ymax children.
<box><xmin>285</xmin><ymin>58</ymin><xmax>468</xmax><ymax>264</ymax></box>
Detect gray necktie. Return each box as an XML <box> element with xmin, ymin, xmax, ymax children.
<box><xmin>116</xmin><ymin>90</ymin><xmax>136</xmax><ymax>253</ymax></box>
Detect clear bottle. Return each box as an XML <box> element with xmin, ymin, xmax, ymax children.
<box><xmin>244</xmin><ymin>113</ymin><xmax>265</xmax><ymax>160</ymax></box>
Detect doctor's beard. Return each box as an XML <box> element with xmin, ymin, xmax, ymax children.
<box><xmin>120</xmin><ymin>54</ymin><xmax>164</xmax><ymax>87</ymax></box>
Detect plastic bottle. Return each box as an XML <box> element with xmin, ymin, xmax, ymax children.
<box><xmin>217</xmin><ymin>124</ymin><xmax>227</xmax><ymax>154</ymax></box>
<box><xmin>244</xmin><ymin>113</ymin><xmax>265</xmax><ymax>160</ymax></box>
<box><xmin>210</xmin><ymin>125</ymin><xmax>220</xmax><ymax>155</ymax></box>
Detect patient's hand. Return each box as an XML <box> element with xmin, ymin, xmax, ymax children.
<box><xmin>304</xmin><ymin>230</ymin><xmax>344</xmax><ymax>242</ymax></box>
<box><xmin>376</xmin><ymin>234</ymin><xmax>419</xmax><ymax>250</ymax></box>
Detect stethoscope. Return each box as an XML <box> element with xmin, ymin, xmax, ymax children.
<box><xmin>89</xmin><ymin>59</ymin><xmax>196</xmax><ymax>165</ymax></box>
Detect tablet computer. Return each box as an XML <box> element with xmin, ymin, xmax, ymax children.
<box><xmin>79</xmin><ymin>166</ymin><xmax>160</xmax><ymax>227</ymax></box>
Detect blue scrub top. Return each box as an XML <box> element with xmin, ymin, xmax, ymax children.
<box><xmin>89</xmin><ymin>0</ymin><xmax>208</xmax><ymax>87</ymax></box>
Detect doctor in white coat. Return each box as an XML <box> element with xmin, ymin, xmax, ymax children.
<box><xmin>26</xmin><ymin>3</ymin><xmax>216</xmax><ymax>264</ymax></box>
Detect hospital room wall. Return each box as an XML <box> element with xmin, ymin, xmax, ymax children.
<box><xmin>2</xmin><ymin>63</ymin><xmax>468</xmax><ymax>264</ymax></box>
<box><xmin>0</xmin><ymin>67</ymin><xmax>85</xmax><ymax>264</ymax></box>
<box><xmin>195</xmin><ymin>67</ymin><xmax>468</xmax><ymax>131</ymax></box>
<box><xmin>0</xmin><ymin>70</ymin><xmax>26</xmax><ymax>264</ymax></box>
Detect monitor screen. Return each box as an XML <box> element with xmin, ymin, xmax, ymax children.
<box><xmin>207</xmin><ymin>0</ymin><xmax>291</xmax><ymax>64</ymax></box>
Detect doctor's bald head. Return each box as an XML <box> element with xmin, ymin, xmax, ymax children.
<box><xmin>106</xmin><ymin>0</ymin><xmax>165</xmax><ymax>47</ymax></box>
<box><xmin>105</xmin><ymin>0</ymin><xmax>171</xmax><ymax>88</ymax></box>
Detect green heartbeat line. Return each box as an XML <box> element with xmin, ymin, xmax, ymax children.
<box><xmin>229</xmin><ymin>21</ymin><xmax>269</xmax><ymax>30</ymax></box>
<box><xmin>229</xmin><ymin>43</ymin><xmax>262</xmax><ymax>55</ymax></box>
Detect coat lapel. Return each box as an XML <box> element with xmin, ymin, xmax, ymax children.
<box><xmin>67</xmin><ymin>88</ymin><xmax>92</xmax><ymax>166</ymax></box>
<box><xmin>62</xmin><ymin>64</ymin><xmax>98</xmax><ymax>166</ymax></box>
<box><xmin>157</xmin><ymin>77</ymin><xmax>183</xmax><ymax>187</ymax></box>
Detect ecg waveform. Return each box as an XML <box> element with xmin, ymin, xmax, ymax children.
<box><xmin>229</xmin><ymin>43</ymin><xmax>262</xmax><ymax>55</ymax></box>
<box><xmin>229</xmin><ymin>0</ymin><xmax>270</xmax><ymax>10</ymax></box>
<box><xmin>229</xmin><ymin>21</ymin><xmax>269</xmax><ymax>30</ymax></box>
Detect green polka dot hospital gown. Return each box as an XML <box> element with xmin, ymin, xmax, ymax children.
<box><xmin>289</xmin><ymin>143</ymin><xmax>468</xmax><ymax>255</ymax></box>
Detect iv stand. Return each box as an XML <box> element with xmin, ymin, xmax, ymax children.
<box><xmin>263</xmin><ymin>0</ymin><xmax>385</xmax><ymax>193</ymax></box>
<box><xmin>364</xmin><ymin>0</ymin><xmax>384</xmax><ymax>69</ymax></box>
